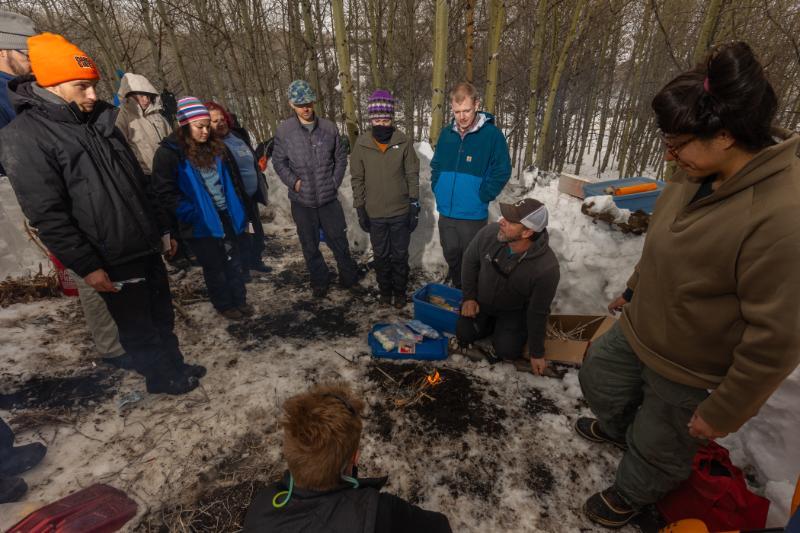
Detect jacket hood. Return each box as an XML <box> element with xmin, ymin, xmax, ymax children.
<box><xmin>683</xmin><ymin>129</ymin><xmax>800</xmax><ymax>209</ymax></box>
<box><xmin>449</xmin><ymin>111</ymin><xmax>495</xmax><ymax>133</ymax></box>
<box><xmin>159</xmin><ymin>131</ymin><xmax>181</xmax><ymax>152</ymax></box>
<box><xmin>8</xmin><ymin>75</ymin><xmax>118</xmax><ymax>135</ymax></box>
<box><xmin>118</xmin><ymin>73</ymin><xmax>163</xmax><ymax>116</ymax></box>
<box><xmin>118</xmin><ymin>73</ymin><xmax>158</xmax><ymax>98</ymax></box>
<box><xmin>356</xmin><ymin>127</ymin><xmax>408</xmax><ymax>149</ymax></box>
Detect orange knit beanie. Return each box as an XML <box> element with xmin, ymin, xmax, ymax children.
<box><xmin>28</xmin><ymin>32</ymin><xmax>100</xmax><ymax>87</ymax></box>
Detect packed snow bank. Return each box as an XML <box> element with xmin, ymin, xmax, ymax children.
<box><xmin>0</xmin><ymin>176</ymin><xmax>47</xmax><ymax>277</ymax></box>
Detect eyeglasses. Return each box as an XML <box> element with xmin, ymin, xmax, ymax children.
<box><xmin>14</xmin><ymin>49</ymin><xmax>29</xmax><ymax>58</ymax></box>
<box><xmin>659</xmin><ymin>131</ymin><xmax>695</xmax><ymax>159</ymax></box>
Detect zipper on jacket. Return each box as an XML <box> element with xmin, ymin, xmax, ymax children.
<box><xmin>448</xmin><ymin>135</ymin><xmax>465</xmax><ymax>218</ymax></box>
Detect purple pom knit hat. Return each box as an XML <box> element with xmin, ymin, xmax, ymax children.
<box><xmin>367</xmin><ymin>89</ymin><xmax>394</xmax><ymax>120</ymax></box>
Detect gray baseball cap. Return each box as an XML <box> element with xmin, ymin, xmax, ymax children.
<box><xmin>0</xmin><ymin>10</ymin><xmax>36</xmax><ymax>50</ymax></box>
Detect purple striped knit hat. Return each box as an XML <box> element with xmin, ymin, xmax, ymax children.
<box><xmin>176</xmin><ymin>96</ymin><xmax>210</xmax><ymax>126</ymax></box>
<box><xmin>367</xmin><ymin>89</ymin><xmax>394</xmax><ymax>120</ymax></box>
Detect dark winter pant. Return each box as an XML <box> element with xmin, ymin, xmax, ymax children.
<box><xmin>291</xmin><ymin>199</ymin><xmax>359</xmax><ymax>290</ymax></box>
<box><xmin>189</xmin><ymin>216</ymin><xmax>247</xmax><ymax>312</ymax></box>
<box><xmin>456</xmin><ymin>309</ymin><xmax>527</xmax><ymax>359</ymax></box>
<box><xmin>579</xmin><ymin>322</ymin><xmax>709</xmax><ymax>509</ymax></box>
<box><xmin>369</xmin><ymin>214</ymin><xmax>411</xmax><ymax>297</ymax></box>
<box><xmin>100</xmin><ymin>253</ymin><xmax>184</xmax><ymax>380</ymax></box>
<box><xmin>241</xmin><ymin>195</ymin><xmax>266</xmax><ymax>268</ymax></box>
<box><xmin>0</xmin><ymin>417</ymin><xmax>12</xmax><ymax>450</ymax></box>
<box><xmin>438</xmin><ymin>215</ymin><xmax>487</xmax><ymax>288</ymax></box>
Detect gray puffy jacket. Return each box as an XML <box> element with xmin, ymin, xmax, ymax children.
<box><xmin>272</xmin><ymin>115</ymin><xmax>347</xmax><ymax>208</ymax></box>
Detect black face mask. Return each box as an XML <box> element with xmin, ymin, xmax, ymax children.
<box><xmin>372</xmin><ymin>125</ymin><xmax>394</xmax><ymax>143</ymax></box>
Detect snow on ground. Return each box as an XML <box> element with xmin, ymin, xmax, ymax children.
<box><xmin>0</xmin><ymin>144</ymin><xmax>797</xmax><ymax>531</ymax></box>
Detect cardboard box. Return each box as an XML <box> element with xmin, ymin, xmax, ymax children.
<box><xmin>544</xmin><ymin>314</ymin><xmax>616</xmax><ymax>365</ymax></box>
<box><xmin>558</xmin><ymin>172</ymin><xmax>592</xmax><ymax>199</ymax></box>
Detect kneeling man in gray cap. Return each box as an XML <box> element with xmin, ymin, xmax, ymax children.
<box><xmin>456</xmin><ymin>198</ymin><xmax>560</xmax><ymax>375</ymax></box>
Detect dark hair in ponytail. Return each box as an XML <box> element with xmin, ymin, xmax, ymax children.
<box><xmin>652</xmin><ymin>42</ymin><xmax>778</xmax><ymax>151</ymax></box>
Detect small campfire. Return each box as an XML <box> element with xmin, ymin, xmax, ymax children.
<box><xmin>373</xmin><ymin>365</ymin><xmax>445</xmax><ymax>408</ymax></box>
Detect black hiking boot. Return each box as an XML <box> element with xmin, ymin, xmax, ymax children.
<box><xmin>238</xmin><ymin>303</ymin><xmax>255</xmax><ymax>317</ymax></box>
<box><xmin>146</xmin><ymin>374</ymin><xmax>199</xmax><ymax>395</ymax></box>
<box><xmin>0</xmin><ymin>476</ymin><xmax>27</xmax><ymax>503</ymax></box>
<box><xmin>584</xmin><ymin>487</ymin><xmax>640</xmax><ymax>528</ymax></box>
<box><xmin>393</xmin><ymin>293</ymin><xmax>407</xmax><ymax>309</ymax></box>
<box><xmin>312</xmin><ymin>285</ymin><xmax>328</xmax><ymax>298</ymax></box>
<box><xmin>0</xmin><ymin>442</ymin><xmax>47</xmax><ymax>477</ymax></box>
<box><xmin>220</xmin><ymin>308</ymin><xmax>244</xmax><ymax>320</ymax></box>
<box><xmin>574</xmin><ymin>417</ymin><xmax>628</xmax><ymax>450</ymax></box>
<box><xmin>101</xmin><ymin>352</ymin><xmax>135</xmax><ymax>370</ymax></box>
<box><xmin>249</xmin><ymin>261</ymin><xmax>272</xmax><ymax>273</ymax></box>
<box><xmin>181</xmin><ymin>363</ymin><xmax>207</xmax><ymax>379</ymax></box>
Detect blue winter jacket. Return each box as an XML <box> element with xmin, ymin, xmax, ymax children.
<box><xmin>430</xmin><ymin>112</ymin><xmax>511</xmax><ymax>220</ymax></box>
<box><xmin>153</xmin><ymin>136</ymin><xmax>248</xmax><ymax>239</ymax></box>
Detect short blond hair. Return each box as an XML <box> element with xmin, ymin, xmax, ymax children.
<box><xmin>281</xmin><ymin>383</ymin><xmax>365</xmax><ymax>490</ymax></box>
<box><xmin>449</xmin><ymin>81</ymin><xmax>479</xmax><ymax>104</ymax></box>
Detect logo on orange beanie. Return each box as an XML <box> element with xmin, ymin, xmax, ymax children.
<box><xmin>27</xmin><ymin>32</ymin><xmax>100</xmax><ymax>88</ymax></box>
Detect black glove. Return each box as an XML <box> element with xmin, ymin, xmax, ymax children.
<box><xmin>356</xmin><ymin>207</ymin><xmax>371</xmax><ymax>233</ymax></box>
<box><xmin>408</xmin><ymin>199</ymin><xmax>420</xmax><ymax>232</ymax></box>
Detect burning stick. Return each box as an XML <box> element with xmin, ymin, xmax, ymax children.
<box><xmin>394</xmin><ymin>370</ymin><xmax>443</xmax><ymax>408</ymax></box>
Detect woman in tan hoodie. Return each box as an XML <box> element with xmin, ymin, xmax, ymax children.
<box><xmin>577</xmin><ymin>42</ymin><xmax>800</xmax><ymax>528</ymax></box>
<box><xmin>115</xmin><ymin>72</ymin><xmax>172</xmax><ymax>177</ymax></box>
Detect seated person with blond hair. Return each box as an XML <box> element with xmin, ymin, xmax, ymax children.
<box><xmin>243</xmin><ymin>383</ymin><xmax>452</xmax><ymax>532</ymax></box>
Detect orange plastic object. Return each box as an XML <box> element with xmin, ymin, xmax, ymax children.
<box><xmin>613</xmin><ymin>183</ymin><xmax>658</xmax><ymax>196</ymax></box>
<box><xmin>792</xmin><ymin>474</ymin><xmax>800</xmax><ymax>515</ymax></box>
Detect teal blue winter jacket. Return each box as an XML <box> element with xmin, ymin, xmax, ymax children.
<box><xmin>430</xmin><ymin>113</ymin><xmax>511</xmax><ymax>220</ymax></box>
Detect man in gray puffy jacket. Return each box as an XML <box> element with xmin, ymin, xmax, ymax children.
<box><xmin>272</xmin><ymin>80</ymin><xmax>359</xmax><ymax>297</ymax></box>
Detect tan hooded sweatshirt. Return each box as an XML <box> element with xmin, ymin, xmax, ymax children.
<box><xmin>115</xmin><ymin>73</ymin><xmax>172</xmax><ymax>174</ymax></box>
<box><xmin>621</xmin><ymin>130</ymin><xmax>800</xmax><ymax>433</ymax></box>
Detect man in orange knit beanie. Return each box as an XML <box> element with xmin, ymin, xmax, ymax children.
<box><xmin>0</xmin><ymin>33</ymin><xmax>205</xmax><ymax>395</ymax></box>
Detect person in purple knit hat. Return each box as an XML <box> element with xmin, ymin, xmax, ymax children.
<box><xmin>350</xmin><ymin>89</ymin><xmax>420</xmax><ymax>308</ymax></box>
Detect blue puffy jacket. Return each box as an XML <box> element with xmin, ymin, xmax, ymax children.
<box><xmin>153</xmin><ymin>136</ymin><xmax>248</xmax><ymax>239</ymax></box>
<box><xmin>430</xmin><ymin>112</ymin><xmax>511</xmax><ymax>220</ymax></box>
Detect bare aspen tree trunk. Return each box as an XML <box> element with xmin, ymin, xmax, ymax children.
<box><xmin>288</xmin><ymin>0</ymin><xmax>306</xmax><ymax>78</ymax></box>
<box><xmin>85</xmin><ymin>0</ymin><xmax>125</xmax><ymax>78</ymax></box>
<box><xmin>484</xmin><ymin>0</ymin><xmax>505</xmax><ymax>116</ymax></box>
<box><xmin>301</xmin><ymin>0</ymin><xmax>324</xmax><ymax>115</ymax></box>
<box><xmin>693</xmin><ymin>0</ymin><xmax>723</xmax><ymax>64</ymax></box>
<box><xmin>522</xmin><ymin>0</ymin><xmax>548</xmax><ymax>168</ymax></box>
<box><xmin>156</xmin><ymin>0</ymin><xmax>192</xmax><ymax>94</ymax></box>
<box><xmin>366</xmin><ymin>0</ymin><xmax>382</xmax><ymax>88</ymax></box>
<box><xmin>403</xmin><ymin>0</ymin><xmax>417</xmax><ymax>139</ymax></box>
<box><xmin>140</xmin><ymin>0</ymin><xmax>167</xmax><ymax>89</ymax></box>
<box><xmin>332</xmin><ymin>0</ymin><xmax>359</xmax><ymax>146</ymax></box>
<box><xmin>535</xmin><ymin>0</ymin><xmax>586</xmax><ymax>169</ymax></box>
<box><xmin>465</xmin><ymin>0</ymin><xmax>477</xmax><ymax>83</ymax></box>
<box><xmin>429</xmin><ymin>0</ymin><xmax>449</xmax><ymax>147</ymax></box>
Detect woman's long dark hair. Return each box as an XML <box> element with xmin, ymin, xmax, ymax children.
<box><xmin>177</xmin><ymin>125</ymin><xmax>227</xmax><ymax>169</ymax></box>
<box><xmin>651</xmin><ymin>42</ymin><xmax>778</xmax><ymax>151</ymax></box>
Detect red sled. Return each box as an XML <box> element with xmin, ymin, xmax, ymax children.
<box><xmin>657</xmin><ymin>442</ymin><xmax>769</xmax><ymax>531</ymax></box>
<box><xmin>8</xmin><ymin>483</ymin><xmax>137</xmax><ymax>533</ymax></box>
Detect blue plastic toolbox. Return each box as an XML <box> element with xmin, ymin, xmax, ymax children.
<box><xmin>368</xmin><ymin>324</ymin><xmax>448</xmax><ymax>360</ymax></box>
<box><xmin>412</xmin><ymin>283</ymin><xmax>462</xmax><ymax>334</ymax></box>
<box><xmin>582</xmin><ymin>177</ymin><xmax>665</xmax><ymax>214</ymax></box>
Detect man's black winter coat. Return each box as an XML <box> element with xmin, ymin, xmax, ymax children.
<box><xmin>0</xmin><ymin>76</ymin><xmax>167</xmax><ymax>277</ymax></box>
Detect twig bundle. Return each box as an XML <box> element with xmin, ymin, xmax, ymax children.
<box><xmin>0</xmin><ymin>270</ymin><xmax>61</xmax><ymax>308</ymax></box>
<box><xmin>546</xmin><ymin>316</ymin><xmax>605</xmax><ymax>341</ymax></box>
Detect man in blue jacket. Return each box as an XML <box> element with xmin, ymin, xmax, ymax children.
<box><xmin>272</xmin><ymin>80</ymin><xmax>359</xmax><ymax>298</ymax></box>
<box><xmin>431</xmin><ymin>82</ymin><xmax>511</xmax><ymax>288</ymax></box>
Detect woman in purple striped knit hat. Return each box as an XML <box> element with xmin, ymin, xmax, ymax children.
<box><xmin>153</xmin><ymin>97</ymin><xmax>253</xmax><ymax>320</ymax></box>
<box><xmin>350</xmin><ymin>89</ymin><xmax>420</xmax><ymax>308</ymax></box>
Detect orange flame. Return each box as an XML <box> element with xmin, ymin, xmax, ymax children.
<box><xmin>426</xmin><ymin>370</ymin><xmax>442</xmax><ymax>386</ymax></box>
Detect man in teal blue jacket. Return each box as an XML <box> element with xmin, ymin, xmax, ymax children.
<box><xmin>430</xmin><ymin>82</ymin><xmax>511</xmax><ymax>288</ymax></box>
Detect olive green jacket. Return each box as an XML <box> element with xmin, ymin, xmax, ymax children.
<box><xmin>350</xmin><ymin>128</ymin><xmax>419</xmax><ymax>219</ymax></box>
